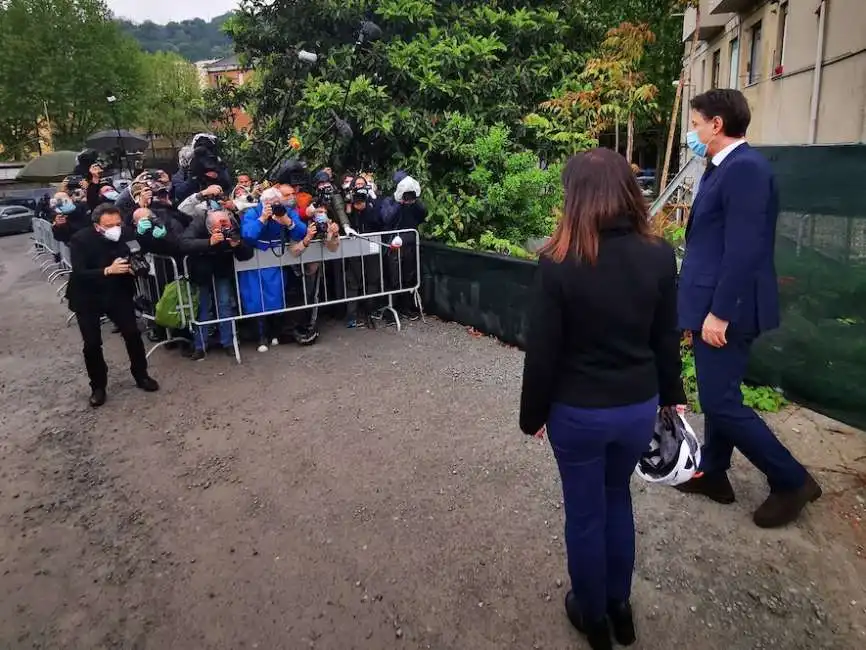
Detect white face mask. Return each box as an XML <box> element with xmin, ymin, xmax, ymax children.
<box><xmin>102</xmin><ymin>225</ymin><xmax>122</xmax><ymax>242</ymax></box>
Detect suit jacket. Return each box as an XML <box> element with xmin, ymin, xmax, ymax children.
<box><xmin>678</xmin><ymin>143</ymin><xmax>780</xmax><ymax>334</ymax></box>
<box><xmin>66</xmin><ymin>226</ymin><xmax>138</xmax><ymax>314</ymax></box>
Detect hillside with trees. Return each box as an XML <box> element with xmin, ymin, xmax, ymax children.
<box><xmin>117</xmin><ymin>12</ymin><xmax>233</xmax><ymax>62</ymax></box>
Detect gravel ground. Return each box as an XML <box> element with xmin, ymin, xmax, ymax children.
<box><xmin>0</xmin><ymin>232</ymin><xmax>865</xmax><ymax>650</ymax></box>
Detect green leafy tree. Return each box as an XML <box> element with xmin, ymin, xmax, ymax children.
<box><xmin>0</xmin><ymin>0</ymin><xmax>145</xmax><ymax>154</ymax></box>
<box><xmin>137</xmin><ymin>51</ymin><xmax>206</xmax><ymax>149</ymax></box>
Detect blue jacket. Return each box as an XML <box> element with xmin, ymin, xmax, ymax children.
<box><xmin>240</xmin><ymin>203</ymin><xmax>306</xmax><ymax>248</ymax></box>
<box><xmin>678</xmin><ymin>143</ymin><xmax>780</xmax><ymax>334</ymax></box>
<box><xmin>236</xmin><ymin>203</ymin><xmax>306</xmax><ymax>315</ymax></box>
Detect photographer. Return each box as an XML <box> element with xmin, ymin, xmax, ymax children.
<box><xmin>182</xmin><ymin>209</ymin><xmax>253</xmax><ymax>360</ymax></box>
<box><xmin>177</xmin><ymin>183</ymin><xmax>230</xmax><ymax>222</ymax></box>
<box><xmin>237</xmin><ymin>187</ymin><xmax>307</xmax><ymax>351</ymax></box>
<box><xmin>50</xmin><ymin>189</ymin><xmax>90</xmax><ymax>243</ymax></box>
<box><xmin>174</xmin><ymin>134</ymin><xmax>232</xmax><ymax>202</ymax></box>
<box><xmin>379</xmin><ymin>171</ymin><xmax>427</xmax><ymax>319</ymax></box>
<box><xmin>306</xmin><ymin>170</ymin><xmax>350</xmax><ymax>233</ymax></box>
<box><xmin>66</xmin><ymin>203</ymin><xmax>159</xmax><ymax>407</ymax></box>
<box><xmin>344</xmin><ymin>182</ymin><xmax>384</xmax><ymax>328</ymax></box>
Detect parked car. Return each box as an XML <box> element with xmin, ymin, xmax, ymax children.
<box><xmin>0</xmin><ymin>205</ymin><xmax>34</xmax><ymax>236</ymax></box>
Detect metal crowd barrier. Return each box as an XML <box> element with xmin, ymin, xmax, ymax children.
<box><xmin>184</xmin><ymin>228</ymin><xmax>423</xmax><ymax>363</ymax></box>
<box><xmin>29</xmin><ymin>218</ymin><xmax>77</xmax><ymax>325</ymax></box>
<box><xmin>134</xmin><ymin>253</ymin><xmax>195</xmax><ymax>359</ymax></box>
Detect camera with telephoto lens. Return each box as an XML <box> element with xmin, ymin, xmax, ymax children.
<box><xmin>271</xmin><ymin>203</ymin><xmax>287</xmax><ymax>217</ymax></box>
<box><xmin>125</xmin><ymin>240</ymin><xmax>151</xmax><ymax>278</ymax></box>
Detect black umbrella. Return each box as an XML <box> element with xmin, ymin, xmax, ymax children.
<box><xmin>86</xmin><ymin>129</ymin><xmax>148</xmax><ymax>152</ymax></box>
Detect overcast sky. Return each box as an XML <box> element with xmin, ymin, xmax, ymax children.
<box><xmin>106</xmin><ymin>0</ymin><xmax>238</xmax><ymax>24</ymax></box>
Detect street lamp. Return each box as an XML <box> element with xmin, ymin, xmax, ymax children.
<box><xmin>105</xmin><ymin>91</ymin><xmax>130</xmax><ymax>177</ymax></box>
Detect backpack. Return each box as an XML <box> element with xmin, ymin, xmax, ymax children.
<box><xmin>154</xmin><ymin>279</ymin><xmax>199</xmax><ymax>329</ymax></box>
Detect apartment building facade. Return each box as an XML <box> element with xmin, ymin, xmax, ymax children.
<box><xmin>681</xmin><ymin>0</ymin><xmax>866</xmax><ymax>146</ymax></box>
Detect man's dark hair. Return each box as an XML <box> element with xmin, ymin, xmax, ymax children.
<box><xmin>690</xmin><ymin>89</ymin><xmax>751</xmax><ymax>138</ymax></box>
<box><xmin>91</xmin><ymin>202</ymin><xmax>121</xmax><ymax>224</ymax></box>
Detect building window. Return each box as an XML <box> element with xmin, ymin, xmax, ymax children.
<box><xmin>729</xmin><ymin>38</ymin><xmax>740</xmax><ymax>89</ymax></box>
<box><xmin>774</xmin><ymin>2</ymin><xmax>789</xmax><ymax>76</ymax></box>
<box><xmin>711</xmin><ymin>50</ymin><xmax>721</xmax><ymax>88</ymax></box>
<box><xmin>748</xmin><ymin>21</ymin><xmax>762</xmax><ymax>85</ymax></box>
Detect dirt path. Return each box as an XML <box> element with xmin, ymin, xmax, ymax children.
<box><xmin>0</xmin><ymin>233</ymin><xmax>864</xmax><ymax>650</ymax></box>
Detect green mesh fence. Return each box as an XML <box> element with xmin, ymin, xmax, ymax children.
<box><xmin>750</xmin><ymin>145</ymin><xmax>866</xmax><ymax>429</ymax></box>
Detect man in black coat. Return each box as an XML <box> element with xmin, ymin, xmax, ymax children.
<box><xmin>67</xmin><ymin>203</ymin><xmax>159</xmax><ymax>407</ymax></box>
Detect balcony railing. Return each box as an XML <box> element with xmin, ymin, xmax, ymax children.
<box><xmin>710</xmin><ymin>0</ymin><xmax>762</xmax><ymax>14</ymax></box>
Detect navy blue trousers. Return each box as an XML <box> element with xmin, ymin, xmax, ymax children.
<box><xmin>693</xmin><ymin>333</ymin><xmax>806</xmax><ymax>492</ymax></box>
<box><xmin>547</xmin><ymin>397</ymin><xmax>657</xmax><ymax>623</ymax></box>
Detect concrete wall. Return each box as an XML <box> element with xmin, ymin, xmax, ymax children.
<box><xmin>682</xmin><ymin>0</ymin><xmax>866</xmax><ymax>146</ymax></box>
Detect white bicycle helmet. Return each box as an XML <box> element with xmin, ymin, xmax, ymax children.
<box><xmin>635</xmin><ymin>407</ymin><xmax>701</xmax><ymax>486</ymax></box>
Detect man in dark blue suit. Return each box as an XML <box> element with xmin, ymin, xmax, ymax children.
<box><xmin>676</xmin><ymin>89</ymin><xmax>821</xmax><ymax>528</ymax></box>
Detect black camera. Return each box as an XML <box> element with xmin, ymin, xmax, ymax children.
<box><xmin>351</xmin><ymin>188</ymin><xmax>369</xmax><ymax>204</ymax></box>
<box><xmin>313</xmin><ymin>213</ymin><xmax>329</xmax><ymax>240</ymax></box>
<box><xmin>220</xmin><ymin>226</ymin><xmax>240</xmax><ymax>242</ymax></box>
<box><xmin>316</xmin><ymin>185</ymin><xmax>334</xmax><ymax>207</ymax></box>
<box><xmin>126</xmin><ymin>240</ymin><xmax>151</xmax><ymax>278</ymax></box>
<box><xmin>65</xmin><ymin>175</ymin><xmax>84</xmax><ymax>191</ymax></box>
<box><xmin>271</xmin><ymin>203</ymin><xmax>287</xmax><ymax>217</ymax></box>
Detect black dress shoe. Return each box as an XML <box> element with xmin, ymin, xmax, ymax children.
<box><xmin>135</xmin><ymin>376</ymin><xmax>160</xmax><ymax>392</ymax></box>
<box><xmin>565</xmin><ymin>591</ymin><xmax>612</xmax><ymax>650</ymax></box>
<box><xmin>674</xmin><ymin>472</ymin><xmax>736</xmax><ymax>504</ymax></box>
<box><xmin>607</xmin><ymin>601</ymin><xmax>636</xmax><ymax>646</ymax></box>
<box><xmin>753</xmin><ymin>473</ymin><xmax>822</xmax><ymax>528</ymax></box>
<box><xmin>89</xmin><ymin>388</ymin><xmax>106</xmax><ymax>408</ymax></box>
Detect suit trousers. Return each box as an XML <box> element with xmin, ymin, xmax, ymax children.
<box><xmin>693</xmin><ymin>333</ymin><xmax>807</xmax><ymax>491</ymax></box>
<box><xmin>76</xmin><ymin>300</ymin><xmax>148</xmax><ymax>390</ymax></box>
<box><xmin>547</xmin><ymin>397</ymin><xmax>657</xmax><ymax>623</ymax></box>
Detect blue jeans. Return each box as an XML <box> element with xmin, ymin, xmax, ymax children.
<box><xmin>195</xmin><ymin>277</ymin><xmax>235</xmax><ymax>352</ymax></box>
<box><xmin>547</xmin><ymin>397</ymin><xmax>657</xmax><ymax>623</ymax></box>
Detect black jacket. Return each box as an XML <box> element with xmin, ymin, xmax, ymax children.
<box><xmin>52</xmin><ymin>204</ymin><xmax>91</xmax><ymax>243</ymax></box>
<box><xmin>181</xmin><ymin>214</ymin><xmax>254</xmax><ymax>285</ymax></box>
<box><xmin>379</xmin><ymin>199</ymin><xmax>427</xmax><ymax>243</ymax></box>
<box><xmin>519</xmin><ymin>222</ymin><xmax>686</xmax><ymax>435</ymax></box>
<box><xmin>347</xmin><ymin>200</ymin><xmax>384</xmax><ymax>234</ymax></box>
<box><xmin>66</xmin><ymin>225</ymin><xmax>138</xmax><ymax>314</ymax></box>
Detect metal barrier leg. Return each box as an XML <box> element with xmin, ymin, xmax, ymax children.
<box><xmin>384</xmin><ymin>295</ymin><xmax>402</xmax><ymax>332</ymax></box>
<box><xmin>231</xmin><ymin>319</ymin><xmax>241</xmax><ymax>364</ymax></box>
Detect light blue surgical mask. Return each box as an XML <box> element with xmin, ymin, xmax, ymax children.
<box><xmin>58</xmin><ymin>202</ymin><xmax>75</xmax><ymax>214</ymax></box>
<box><xmin>136</xmin><ymin>219</ymin><xmax>153</xmax><ymax>235</ymax></box>
<box><xmin>208</xmin><ymin>200</ymin><xmax>221</xmax><ymax>211</ymax></box>
<box><xmin>686</xmin><ymin>130</ymin><xmax>708</xmax><ymax>158</ymax></box>
<box><xmin>103</xmin><ymin>190</ymin><xmax>119</xmax><ymax>201</ymax></box>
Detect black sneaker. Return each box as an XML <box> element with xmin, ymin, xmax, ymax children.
<box><xmin>190</xmin><ymin>349</ymin><xmax>206</xmax><ymax>361</ymax></box>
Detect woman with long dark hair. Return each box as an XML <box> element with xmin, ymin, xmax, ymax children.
<box><xmin>520</xmin><ymin>149</ymin><xmax>686</xmax><ymax>650</ymax></box>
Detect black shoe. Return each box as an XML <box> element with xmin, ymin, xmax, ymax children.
<box><xmin>674</xmin><ymin>472</ymin><xmax>736</xmax><ymax>504</ymax></box>
<box><xmin>135</xmin><ymin>376</ymin><xmax>160</xmax><ymax>392</ymax></box>
<box><xmin>89</xmin><ymin>388</ymin><xmax>106</xmax><ymax>408</ymax></box>
<box><xmin>753</xmin><ymin>473</ymin><xmax>822</xmax><ymax>528</ymax></box>
<box><xmin>190</xmin><ymin>349</ymin><xmax>206</xmax><ymax>361</ymax></box>
<box><xmin>607</xmin><ymin>601</ymin><xmax>636</xmax><ymax>646</ymax></box>
<box><xmin>565</xmin><ymin>591</ymin><xmax>612</xmax><ymax>650</ymax></box>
